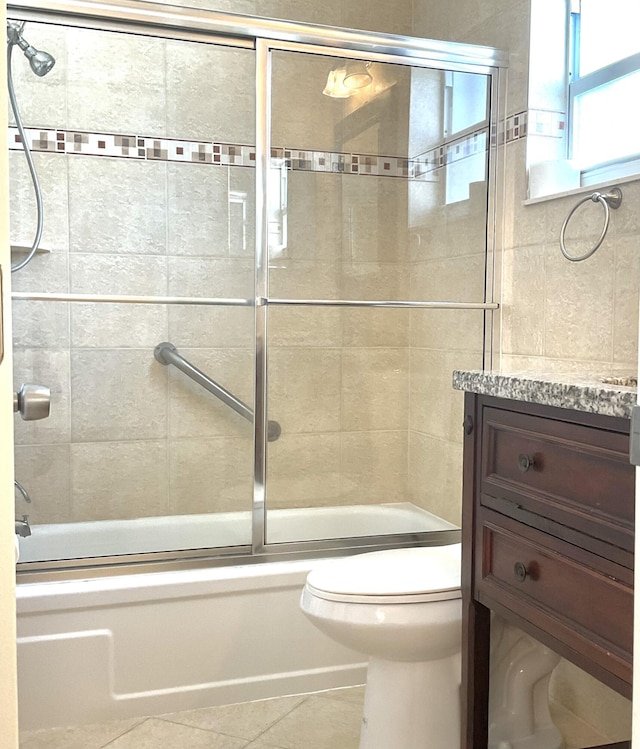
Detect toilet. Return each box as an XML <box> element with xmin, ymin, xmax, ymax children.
<box><xmin>300</xmin><ymin>544</ymin><xmax>462</xmax><ymax>749</ymax></box>
<box><xmin>301</xmin><ymin>544</ymin><xmax>564</xmax><ymax>749</ymax></box>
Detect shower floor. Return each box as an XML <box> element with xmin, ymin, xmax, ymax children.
<box><xmin>18</xmin><ymin>686</ymin><xmax>617</xmax><ymax>749</ymax></box>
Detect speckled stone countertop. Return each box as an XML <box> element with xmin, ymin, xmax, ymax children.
<box><xmin>452</xmin><ymin>370</ymin><xmax>637</xmax><ymax>419</ymax></box>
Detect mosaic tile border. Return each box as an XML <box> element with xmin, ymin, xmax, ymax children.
<box><xmin>8</xmin><ymin>124</ymin><xmax>497</xmax><ymax>180</ymax></box>
<box><xmin>9</xmin><ymin>113</ymin><xmax>553</xmax><ymax>178</ymax></box>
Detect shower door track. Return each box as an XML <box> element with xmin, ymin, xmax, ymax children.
<box><xmin>8</xmin><ymin>0</ymin><xmax>506</xmax><ymax>574</ymax></box>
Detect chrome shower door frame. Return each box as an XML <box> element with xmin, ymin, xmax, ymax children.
<box><xmin>7</xmin><ymin>0</ymin><xmax>507</xmax><ymax>573</ymax></box>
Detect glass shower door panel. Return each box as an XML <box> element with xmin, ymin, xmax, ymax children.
<box><xmin>265</xmin><ymin>305</ymin><xmax>468</xmax><ymax>544</ymax></box>
<box><xmin>10</xmin><ymin>22</ymin><xmax>256</xmax><ymax>563</ymax></box>
<box><xmin>268</xmin><ymin>50</ymin><xmax>491</xmax><ymax>303</ymax></box>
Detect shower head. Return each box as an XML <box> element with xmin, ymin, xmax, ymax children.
<box><xmin>6</xmin><ymin>21</ymin><xmax>55</xmax><ymax>76</ymax></box>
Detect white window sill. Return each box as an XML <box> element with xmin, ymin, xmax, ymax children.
<box><xmin>523</xmin><ymin>171</ymin><xmax>640</xmax><ymax>207</ymax></box>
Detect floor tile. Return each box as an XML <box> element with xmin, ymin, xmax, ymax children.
<box><xmin>159</xmin><ymin>695</ymin><xmax>305</xmax><ymax>740</ymax></box>
<box><xmin>19</xmin><ymin>718</ymin><xmax>143</xmax><ymax>749</ymax></box>
<box><xmin>315</xmin><ymin>686</ymin><xmax>365</xmax><ymax>705</ymax></box>
<box><xmin>102</xmin><ymin>718</ymin><xmax>247</xmax><ymax>749</ymax></box>
<box><xmin>256</xmin><ymin>695</ymin><xmax>361</xmax><ymax>749</ymax></box>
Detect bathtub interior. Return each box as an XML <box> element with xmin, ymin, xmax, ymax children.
<box><xmin>17</xmin><ymin>503</ymin><xmax>458</xmax><ymax>563</ymax></box>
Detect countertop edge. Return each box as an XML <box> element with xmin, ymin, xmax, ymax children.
<box><xmin>452</xmin><ymin>370</ymin><xmax>636</xmax><ymax>420</ymax></box>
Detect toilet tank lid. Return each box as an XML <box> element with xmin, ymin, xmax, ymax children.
<box><xmin>306</xmin><ymin>544</ymin><xmax>461</xmax><ymax>597</ymax></box>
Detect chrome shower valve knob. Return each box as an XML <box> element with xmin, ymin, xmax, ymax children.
<box><xmin>13</xmin><ymin>383</ymin><xmax>51</xmax><ymax>421</ymax></box>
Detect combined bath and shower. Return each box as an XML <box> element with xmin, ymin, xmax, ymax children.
<box><xmin>6</xmin><ymin>20</ymin><xmax>55</xmax><ymax>272</ymax></box>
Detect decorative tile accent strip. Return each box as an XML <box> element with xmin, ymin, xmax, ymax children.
<box><xmin>8</xmin><ymin>123</ymin><xmax>499</xmax><ymax>180</ymax></box>
<box><xmin>527</xmin><ymin>109</ymin><xmax>565</xmax><ymax>138</ymax></box>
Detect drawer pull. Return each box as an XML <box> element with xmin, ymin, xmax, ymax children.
<box><xmin>514</xmin><ymin>562</ymin><xmax>528</xmax><ymax>582</ymax></box>
<box><xmin>518</xmin><ymin>453</ymin><xmax>535</xmax><ymax>472</ymax></box>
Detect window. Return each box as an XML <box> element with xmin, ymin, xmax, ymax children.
<box><xmin>568</xmin><ymin>0</ymin><xmax>640</xmax><ymax>182</ymax></box>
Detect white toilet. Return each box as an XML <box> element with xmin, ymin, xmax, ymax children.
<box><xmin>300</xmin><ymin>544</ymin><xmax>462</xmax><ymax>749</ymax></box>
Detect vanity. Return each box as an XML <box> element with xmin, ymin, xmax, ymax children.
<box><xmin>454</xmin><ymin>371</ymin><xmax>635</xmax><ymax>749</ymax></box>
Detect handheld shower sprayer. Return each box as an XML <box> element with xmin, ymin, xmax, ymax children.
<box><xmin>7</xmin><ymin>20</ymin><xmax>55</xmax><ymax>77</ymax></box>
<box><xmin>6</xmin><ymin>20</ymin><xmax>56</xmax><ymax>273</ymax></box>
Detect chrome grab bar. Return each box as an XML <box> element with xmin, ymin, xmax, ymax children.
<box><xmin>154</xmin><ymin>342</ymin><xmax>281</xmax><ymax>442</ymax></box>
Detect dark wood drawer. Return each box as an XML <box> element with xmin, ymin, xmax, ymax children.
<box><xmin>480</xmin><ymin>406</ymin><xmax>634</xmax><ymax>553</ymax></box>
<box><xmin>476</xmin><ymin>508</ymin><xmax>633</xmax><ymax>696</ymax></box>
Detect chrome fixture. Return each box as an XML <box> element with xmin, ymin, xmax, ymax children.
<box><xmin>15</xmin><ymin>515</ymin><xmax>32</xmax><ymax>538</ymax></box>
<box><xmin>14</xmin><ymin>479</ymin><xmax>32</xmax><ymax>504</ymax></box>
<box><xmin>6</xmin><ymin>20</ymin><xmax>55</xmax><ymax>273</ymax></box>
<box><xmin>559</xmin><ymin>187</ymin><xmax>623</xmax><ymax>262</ymax></box>
<box><xmin>14</xmin><ymin>383</ymin><xmax>51</xmax><ymax>421</ymax></box>
<box><xmin>7</xmin><ymin>20</ymin><xmax>55</xmax><ymax>76</ymax></box>
<box><xmin>154</xmin><ymin>342</ymin><xmax>282</xmax><ymax>442</ymax></box>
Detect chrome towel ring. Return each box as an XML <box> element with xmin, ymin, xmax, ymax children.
<box><xmin>559</xmin><ymin>187</ymin><xmax>623</xmax><ymax>262</ymax></box>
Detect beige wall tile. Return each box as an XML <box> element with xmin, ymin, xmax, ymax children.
<box><xmin>165</xmin><ymin>41</ymin><xmax>254</xmax><ymax>144</ymax></box>
<box><xmin>9</xmin><ymin>152</ymin><xmax>70</xmax><ymax>261</ymax></box>
<box><xmin>70</xmin><ymin>254</ymin><xmax>168</xmax><ymax>296</ymax></box>
<box><xmin>70</xmin><ymin>441</ymin><xmax>169</xmax><ymax>521</ymax></box>
<box><xmin>70</xmin><ymin>303</ymin><xmax>168</xmax><ymax>349</ymax></box>
<box><xmin>543</xmin><ymin>244</ymin><xmax>614</xmax><ymax>363</ymax></box>
<box><xmin>169</xmin><ymin>437</ymin><xmax>253</xmax><ymax>516</ymax></box>
<box><xmin>269</xmin><ymin>306</ymin><xmax>342</xmax><ymax>348</ymax></box>
<box><xmin>68</xmin><ymin>158</ymin><xmax>168</xmax><ymax>256</ymax></box>
<box><xmin>268</xmin><ymin>347</ymin><xmax>342</xmax><ymax>433</ymax></box>
<box><xmin>410</xmin><ymin>349</ymin><xmax>481</xmax><ymax>443</ymax></box>
<box><xmin>500</xmin><ymin>246</ymin><xmax>546</xmax><ymax>357</ymax></box>
<box><xmin>340</xmin><ymin>430</ymin><xmax>408</xmax><ymax>503</ymax></box>
<box><xmin>70</xmin><ymin>350</ymin><xmax>168</xmax><ymax>442</ymax></box>
<box><xmin>65</xmin><ymin>29</ymin><xmax>167</xmax><ymax>134</ymax></box>
<box><xmin>12</xmin><ymin>299</ymin><xmax>69</xmax><ymax>350</ymax></box>
<box><xmin>407</xmin><ymin>431</ymin><xmax>462</xmax><ymax>526</ymax></box>
<box><xmin>341</xmin><ymin>308</ymin><xmax>409</xmax><ymax>348</ymax></box>
<box><xmin>267</xmin><ymin>432</ymin><xmax>342</xmax><ymax>509</ymax></box>
<box><xmin>167</xmin><ymin>163</ymin><xmax>241</xmax><ymax>258</ymax></box>
<box><xmin>341</xmin><ymin>348</ymin><xmax>409</xmax><ymax>431</ymax></box>
<box><xmin>613</xmin><ymin>236</ymin><xmax>640</xmax><ymax>367</ymax></box>
<box><xmin>168</xmin><ymin>305</ymin><xmax>254</xmax><ymax>349</ymax></box>
<box><xmin>167</xmin><ymin>256</ymin><xmax>254</xmax><ymax>299</ymax></box>
<box><xmin>14</xmin><ymin>444</ymin><xmax>72</xmax><ymax>525</ymax></box>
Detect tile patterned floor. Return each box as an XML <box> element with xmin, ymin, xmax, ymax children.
<box><xmin>20</xmin><ymin>686</ymin><xmax>619</xmax><ymax>749</ymax></box>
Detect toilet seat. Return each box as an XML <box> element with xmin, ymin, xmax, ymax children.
<box><xmin>305</xmin><ymin>544</ymin><xmax>461</xmax><ymax>604</ymax></box>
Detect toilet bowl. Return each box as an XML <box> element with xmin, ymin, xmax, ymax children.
<box><xmin>300</xmin><ymin>544</ymin><xmax>462</xmax><ymax>749</ymax></box>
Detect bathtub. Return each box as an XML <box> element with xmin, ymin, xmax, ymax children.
<box><xmin>16</xmin><ymin>504</ymin><xmax>458</xmax><ymax>732</ymax></box>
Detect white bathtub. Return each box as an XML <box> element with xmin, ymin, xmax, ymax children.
<box><xmin>16</xmin><ymin>504</ymin><xmax>457</xmax><ymax>732</ymax></box>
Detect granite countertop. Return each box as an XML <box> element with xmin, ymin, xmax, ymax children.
<box><xmin>452</xmin><ymin>370</ymin><xmax>637</xmax><ymax>419</ymax></box>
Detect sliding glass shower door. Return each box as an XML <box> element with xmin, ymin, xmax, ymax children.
<box><xmin>9</xmin><ymin>0</ymin><xmax>505</xmax><ymax>571</ymax></box>
<box><xmin>262</xmin><ymin>45</ymin><xmax>496</xmax><ymax>546</ymax></box>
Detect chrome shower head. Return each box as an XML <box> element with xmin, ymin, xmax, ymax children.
<box><xmin>7</xmin><ymin>21</ymin><xmax>55</xmax><ymax>76</ymax></box>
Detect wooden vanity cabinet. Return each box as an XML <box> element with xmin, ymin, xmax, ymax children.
<box><xmin>461</xmin><ymin>393</ymin><xmax>634</xmax><ymax>749</ymax></box>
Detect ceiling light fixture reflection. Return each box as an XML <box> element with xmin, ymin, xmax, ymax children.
<box><xmin>323</xmin><ymin>62</ymin><xmax>373</xmax><ymax>98</ymax></box>
<box><xmin>343</xmin><ymin>61</ymin><xmax>372</xmax><ymax>90</ymax></box>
